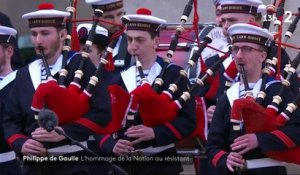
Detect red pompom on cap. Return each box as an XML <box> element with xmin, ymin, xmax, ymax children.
<box><xmin>38</xmin><ymin>3</ymin><xmax>55</xmax><ymax>10</ymax></box>
<box><xmin>136</xmin><ymin>8</ymin><xmax>152</xmax><ymax>15</ymax></box>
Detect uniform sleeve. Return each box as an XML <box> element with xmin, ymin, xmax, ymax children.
<box><xmin>256</xmin><ymin>115</ymin><xmax>300</xmax><ymax>153</ymax></box>
<box><xmin>151</xmin><ymin>65</ymin><xmax>196</xmax><ymax>146</ymax></box>
<box><xmin>206</xmin><ymin>95</ymin><xmax>231</xmax><ymax>173</ymax></box>
<box><xmin>256</xmin><ymin>86</ymin><xmax>300</xmax><ymax>153</ymax></box>
<box><xmin>3</xmin><ymin>78</ymin><xmax>29</xmax><ymax>155</ymax></box>
<box><xmin>95</xmin><ymin>134</ymin><xmax>117</xmax><ymax>153</ymax></box>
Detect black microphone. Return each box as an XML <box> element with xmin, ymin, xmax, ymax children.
<box><xmin>37</xmin><ymin>109</ymin><xmax>58</xmax><ymax>132</ymax></box>
<box><xmin>37</xmin><ymin>109</ymin><xmax>128</xmax><ymax>175</ymax></box>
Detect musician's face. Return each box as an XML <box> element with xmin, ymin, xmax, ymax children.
<box><xmin>0</xmin><ymin>44</ymin><xmax>13</xmax><ymax>74</ymax></box>
<box><xmin>30</xmin><ymin>27</ymin><xmax>65</xmax><ymax>62</ymax></box>
<box><xmin>232</xmin><ymin>42</ymin><xmax>267</xmax><ymax>82</ymax></box>
<box><xmin>215</xmin><ymin>5</ymin><xmax>222</xmax><ymax>26</ymax></box>
<box><xmin>126</xmin><ymin>30</ymin><xmax>159</xmax><ymax>60</ymax></box>
<box><xmin>79</xmin><ymin>43</ymin><xmax>102</xmax><ymax>68</ymax></box>
<box><xmin>221</xmin><ymin>13</ymin><xmax>255</xmax><ymax>36</ymax></box>
<box><xmin>99</xmin><ymin>8</ymin><xmax>125</xmax><ymax>34</ymax></box>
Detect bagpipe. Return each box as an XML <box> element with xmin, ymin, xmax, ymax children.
<box><xmin>109</xmin><ymin>0</ymin><xmax>237</xmax><ymax>145</ymax></box>
<box><xmin>30</xmin><ymin>1</ymin><xmax>123</xmax><ymax>134</ymax></box>
<box><xmin>230</xmin><ymin>0</ymin><xmax>300</xmax><ymax>164</ymax></box>
<box><xmin>108</xmin><ymin>0</ymin><xmax>202</xmax><ymax>139</ymax></box>
<box><xmin>29</xmin><ymin>2</ymin><xmax>129</xmax><ymax>174</ymax></box>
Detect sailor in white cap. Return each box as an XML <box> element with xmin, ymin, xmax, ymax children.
<box><xmin>77</xmin><ymin>23</ymin><xmax>109</xmax><ymax>68</ymax></box>
<box><xmin>212</xmin><ymin>0</ymin><xmax>222</xmax><ymax>26</ymax></box>
<box><xmin>95</xmin><ymin>8</ymin><xmax>196</xmax><ymax>175</ymax></box>
<box><xmin>207</xmin><ymin>23</ymin><xmax>299</xmax><ymax>175</ymax></box>
<box><xmin>194</xmin><ymin>0</ymin><xmax>266</xmax><ymax>133</ymax></box>
<box><xmin>0</xmin><ymin>26</ymin><xmax>22</xmax><ymax>175</ymax></box>
<box><xmin>85</xmin><ymin>0</ymin><xmax>132</xmax><ymax>73</ymax></box>
<box><xmin>3</xmin><ymin>3</ymin><xmax>112</xmax><ymax>175</ymax></box>
<box><xmin>86</xmin><ymin>0</ymin><xmax>124</xmax><ymax>34</ymax></box>
<box><xmin>0</xmin><ymin>12</ymin><xmax>25</xmax><ymax>70</ymax></box>
<box><xmin>202</xmin><ymin>0</ymin><xmax>296</xmax><ymax>133</ymax></box>
<box><xmin>219</xmin><ymin>0</ymin><xmax>266</xmax><ymax>36</ymax></box>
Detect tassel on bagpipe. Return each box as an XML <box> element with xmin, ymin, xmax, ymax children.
<box><xmin>230</xmin><ymin>51</ymin><xmax>300</xmax><ymax>164</ymax></box>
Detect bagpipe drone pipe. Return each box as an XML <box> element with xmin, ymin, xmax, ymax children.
<box><xmin>30</xmin><ymin>2</ymin><xmax>123</xmax><ymax>133</ymax></box>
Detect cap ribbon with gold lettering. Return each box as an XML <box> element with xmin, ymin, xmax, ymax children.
<box><xmin>228</xmin><ymin>23</ymin><xmax>274</xmax><ymax>47</ymax></box>
<box><xmin>22</xmin><ymin>3</ymin><xmax>70</xmax><ymax>28</ymax></box>
<box><xmin>122</xmin><ymin>8</ymin><xmax>167</xmax><ymax>33</ymax></box>
<box><xmin>85</xmin><ymin>0</ymin><xmax>123</xmax><ymax>12</ymax></box>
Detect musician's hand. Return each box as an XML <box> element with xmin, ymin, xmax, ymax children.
<box><xmin>231</xmin><ymin>133</ymin><xmax>258</xmax><ymax>155</ymax></box>
<box><xmin>226</xmin><ymin>152</ymin><xmax>245</xmax><ymax>172</ymax></box>
<box><xmin>207</xmin><ymin>105</ymin><xmax>216</xmax><ymax>123</ymax></box>
<box><xmin>125</xmin><ymin>125</ymin><xmax>155</xmax><ymax>145</ymax></box>
<box><xmin>112</xmin><ymin>139</ymin><xmax>134</xmax><ymax>156</ymax></box>
<box><xmin>21</xmin><ymin>139</ymin><xmax>47</xmax><ymax>156</ymax></box>
<box><xmin>31</xmin><ymin>127</ymin><xmax>65</xmax><ymax>142</ymax></box>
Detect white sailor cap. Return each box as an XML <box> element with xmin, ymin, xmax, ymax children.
<box><xmin>0</xmin><ymin>26</ymin><xmax>17</xmax><ymax>44</ymax></box>
<box><xmin>85</xmin><ymin>0</ymin><xmax>123</xmax><ymax>12</ymax></box>
<box><xmin>219</xmin><ymin>0</ymin><xmax>265</xmax><ymax>16</ymax></box>
<box><xmin>22</xmin><ymin>3</ymin><xmax>70</xmax><ymax>28</ymax></box>
<box><xmin>228</xmin><ymin>23</ymin><xmax>273</xmax><ymax>47</ymax></box>
<box><xmin>212</xmin><ymin>0</ymin><xmax>221</xmax><ymax>7</ymax></box>
<box><xmin>122</xmin><ymin>8</ymin><xmax>166</xmax><ymax>33</ymax></box>
<box><xmin>77</xmin><ymin>23</ymin><xmax>109</xmax><ymax>46</ymax></box>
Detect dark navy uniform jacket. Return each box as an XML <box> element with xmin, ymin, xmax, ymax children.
<box><xmin>112</xmin><ymin>33</ymin><xmax>132</xmax><ymax>74</ymax></box>
<box><xmin>3</xmin><ymin>51</ymin><xmax>112</xmax><ymax>155</ymax></box>
<box><xmin>0</xmin><ymin>71</ymin><xmax>22</xmax><ymax>175</ymax></box>
<box><xmin>207</xmin><ymin>78</ymin><xmax>300</xmax><ymax>175</ymax></box>
<box><xmin>96</xmin><ymin>56</ymin><xmax>196</xmax><ymax>175</ymax></box>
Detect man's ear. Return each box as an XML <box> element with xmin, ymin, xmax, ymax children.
<box><xmin>59</xmin><ymin>29</ymin><xmax>67</xmax><ymax>39</ymax></box>
<box><xmin>260</xmin><ymin>51</ymin><xmax>267</xmax><ymax>63</ymax></box>
<box><xmin>154</xmin><ymin>37</ymin><xmax>160</xmax><ymax>49</ymax></box>
<box><xmin>6</xmin><ymin>46</ymin><xmax>14</xmax><ymax>58</ymax></box>
<box><xmin>248</xmin><ymin>16</ymin><xmax>256</xmax><ymax>23</ymax></box>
